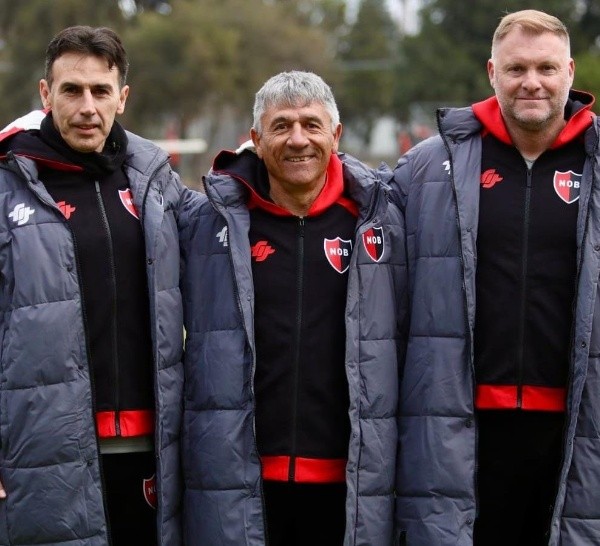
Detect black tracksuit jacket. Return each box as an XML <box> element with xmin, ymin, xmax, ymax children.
<box><xmin>472</xmin><ymin>95</ymin><xmax>592</xmax><ymax>411</ymax></box>
<box><xmin>0</xmin><ymin>114</ymin><xmax>154</xmax><ymax>437</ymax></box>
<box><xmin>212</xmin><ymin>149</ymin><xmax>357</xmax><ymax>482</ymax></box>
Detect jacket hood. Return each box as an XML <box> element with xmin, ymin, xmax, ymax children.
<box><xmin>472</xmin><ymin>90</ymin><xmax>596</xmax><ymax>148</ymax></box>
<box><xmin>0</xmin><ymin>109</ymin><xmax>77</xmax><ymax>171</ymax></box>
<box><xmin>0</xmin><ymin>109</ymin><xmax>129</xmax><ymax>175</ymax></box>
<box><xmin>0</xmin><ymin>109</ymin><xmax>47</xmax><ymax>142</ymax></box>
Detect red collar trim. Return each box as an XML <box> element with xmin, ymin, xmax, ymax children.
<box><xmin>472</xmin><ymin>94</ymin><xmax>595</xmax><ymax>148</ymax></box>
<box><xmin>248</xmin><ymin>154</ymin><xmax>347</xmax><ymax>217</ymax></box>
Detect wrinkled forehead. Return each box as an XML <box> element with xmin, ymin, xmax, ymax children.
<box><xmin>262</xmin><ymin>100</ymin><xmax>332</xmax><ymax>123</ymax></box>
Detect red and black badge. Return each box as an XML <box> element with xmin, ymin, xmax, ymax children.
<box><xmin>362</xmin><ymin>226</ymin><xmax>384</xmax><ymax>262</ymax></box>
<box><xmin>143</xmin><ymin>474</ymin><xmax>157</xmax><ymax>509</ymax></box>
<box><xmin>119</xmin><ymin>188</ymin><xmax>140</xmax><ymax>219</ymax></box>
<box><xmin>324</xmin><ymin>237</ymin><xmax>353</xmax><ymax>274</ymax></box>
<box><xmin>553</xmin><ymin>170</ymin><xmax>581</xmax><ymax>204</ymax></box>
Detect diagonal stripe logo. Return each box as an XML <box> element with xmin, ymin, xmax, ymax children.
<box><xmin>480</xmin><ymin>169</ymin><xmax>503</xmax><ymax>189</ymax></box>
<box><xmin>251</xmin><ymin>240</ymin><xmax>276</xmax><ymax>262</ymax></box>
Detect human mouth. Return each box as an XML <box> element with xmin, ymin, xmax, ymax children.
<box><xmin>518</xmin><ymin>96</ymin><xmax>548</xmax><ymax>101</ymax></box>
<box><xmin>287</xmin><ymin>156</ymin><xmax>312</xmax><ymax>162</ymax></box>
<box><xmin>75</xmin><ymin>124</ymin><xmax>98</xmax><ymax>133</ymax></box>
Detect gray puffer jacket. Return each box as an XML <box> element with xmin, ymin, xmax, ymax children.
<box><xmin>391</xmin><ymin>104</ymin><xmax>600</xmax><ymax>546</ymax></box>
<box><xmin>0</xmin><ymin>131</ymin><xmax>185</xmax><ymax>545</ymax></box>
<box><xmin>178</xmin><ymin>151</ymin><xmax>407</xmax><ymax>545</ymax></box>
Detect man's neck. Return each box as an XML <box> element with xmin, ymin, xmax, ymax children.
<box><xmin>507</xmin><ymin>119</ymin><xmax>566</xmax><ymax>162</ymax></box>
<box><xmin>269</xmin><ymin>179</ymin><xmax>326</xmax><ymax>217</ymax></box>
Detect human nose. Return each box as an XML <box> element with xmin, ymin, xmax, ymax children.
<box><xmin>79</xmin><ymin>89</ymin><xmax>97</xmax><ymax>115</ymax></box>
<box><xmin>287</xmin><ymin>123</ymin><xmax>309</xmax><ymax>146</ymax></box>
<box><xmin>521</xmin><ymin>69</ymin><xmax>542</xmax><ymax>90</ymax></box>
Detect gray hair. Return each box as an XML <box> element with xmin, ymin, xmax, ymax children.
<box><xmin>252</xmin><ymin>71</ymin><xmax>340</xmax><ymax>135</ymax></box>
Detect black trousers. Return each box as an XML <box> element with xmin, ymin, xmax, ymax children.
<box><xmin>473</xmin><ymin>410</ymin><xmax>565</xmax><ymax>546</ymax></box>
<box><xmin>102</xmin><ymin>451</ymin><xmax>158</xmax><ymax>546</ymax></box>
<box><xmin>263</xmin><ymin>481</ymin><xmax>347</xmax><ymax>546</ymax></box>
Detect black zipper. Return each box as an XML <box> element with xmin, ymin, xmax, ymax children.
<box><xmin>516</xmin><ymin>167</ymin><xmax>533</xmax><ymax>408</ymax></box>
<box><xmin>94</xmin><ymin>180</ymin><xmax>121</xmax><ymax>434</ymax></box>
<box><xmin>289</xmin><ymin>216</ymin><xmax>305</xmax><ymax>481</ymax></box>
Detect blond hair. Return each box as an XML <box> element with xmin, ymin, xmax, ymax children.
<box><xmin>491</xmin><ymin>9</ymin><xmax>570</xmax><ymax>59</ymax></box>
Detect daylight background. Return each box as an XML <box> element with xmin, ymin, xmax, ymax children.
<box><xmin>1</xmin><ymin>0</ymin><xmax>598</xmax><ymax>187</ymax></box>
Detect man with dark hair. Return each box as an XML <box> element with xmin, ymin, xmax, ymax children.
<box><xmin>0</xmin><ymin>25</ymin><xmax>185</xmax><ymax>546</ymax></box>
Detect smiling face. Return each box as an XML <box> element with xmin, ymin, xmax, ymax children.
<box><xmin>39</xmin><ymin>52</ymin><xmax>129</xmax><ymax>153</ymax></box>
<box><xmin>250</xmin><ymin>100</ymin><xmax>342</xmax><ymax>199</ymax></box>
<box><xmin>488</xmin><ymin>26</ymin><xmax>574</xmax><ymax>135</ymax></box>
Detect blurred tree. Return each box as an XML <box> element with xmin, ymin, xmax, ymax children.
<box><xmin>573</xmin><ymin>50</ymin><xmax>600</xmax><ymax>100</ymax></box>
<box><xmin>392</xmin><ymin>0</ymin><xmax>598</xmax><ymax>124</ymax></box>
<box><xmin>221</xmin><ymin>0</ymin><xmax>341</xmax><ymax>136</ymax></box>
<box><xmin>0</xmin><ymin>0</ymin><xmax>126</xmax><ymax>124</ymax></box>
<box><xmin>0</xmin><ymin>0</ymin><xmax>338</xmax><ymax>139</ymax></box>
<box><xmin>1</xmin><ymin>0</ymin><xmax>599</xmax><ymax>164</ymax></box>
<box><xmin>336</xmin><ymin>0</ymin><xmax>399</xmax><ymax>146</ymax></box>
<box><xmin>121</xmin><ymin>0</ymin><xmax>338</xmax><ymax>170</ymax></box>
<box><xmin>121</xmin><ymin>0</ymin><xmax>240</xmax><ymax>138</ymax></box>
<box><xmin>570</xmin><ymin>0</ymin><xmax>600</xmax><ymax>53</ymax></box>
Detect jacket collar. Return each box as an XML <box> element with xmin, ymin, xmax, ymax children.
<box><xmin>471</xmin><ymin>90</ymin><xmax>596</xmax><ymax>148</ymax></box>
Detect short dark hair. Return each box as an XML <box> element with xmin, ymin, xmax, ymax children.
<box><xmin>45</xmin><ymin>25</ymin><xmax>129</xmax><ymax>88</ymax></box>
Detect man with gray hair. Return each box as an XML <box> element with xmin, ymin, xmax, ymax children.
<box><xmin>179</xmin><ymin>70</ymin><xmax>406</xmax><ymax>545</ymax></box>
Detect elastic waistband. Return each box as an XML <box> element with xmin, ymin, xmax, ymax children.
<box><xmin>96</xmin><ymin>409</ymin><xmax>154</xmax><ymax>438</ymax></box>
<box><xmin>261</xmin><ymin>455</ymin><xmax>346</xmax><ymax>483</ymax></box>
<box><xmin>475</xmin><ymin>385</ymin><xmax>566</xmax><ymax>411</ymax></box>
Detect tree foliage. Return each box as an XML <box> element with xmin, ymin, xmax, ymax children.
<box><xmin>0</xmin><ymin>0</ymin><xmax>340</xmax><ymax>144</ymax></box>
<box><xmin>1</xmin><ymin>0</ymin><xmax>600</xmax><ymax>162</ymax></box>
<box><xmin>336</xmin><ymin>0</ymin><xmax>399</xmax><ymax>145</ymax></box>
<box><xmin>0</xmin><ymin>0</ymin><xmax>126</xmax><ymax>121</ymax></box>
<box><xmin>392</xmin><ymin>0</ymin><xmax>600</xmax><ymax>123</ymax></box>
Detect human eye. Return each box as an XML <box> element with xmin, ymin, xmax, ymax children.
<box><xmin>540</xmin><ymin>64</ymin><xmax>558</xmax><ymax>75</ymax></box>
<box><xmin>93</xmin><ymin>86</ymin><xmax>112</xmax><ymax>98</ymax></box>
<box><xmin>507</xmin><ymin>65</ymin><xmax>524</xmax><ymax>75</ymax></box>
<box><xmin>305</xmin><ymin>119</ymin><xmax>325</xmax><ymax>132</ymax></box>
<box><xmin>61</xmin><ymin>84</ymin><xmax>80</xmax><ymax>96</ymax></box>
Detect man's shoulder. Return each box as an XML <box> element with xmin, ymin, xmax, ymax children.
<box><xmin>124</xmin><ymin>130</ymin><xmax>163</xmax><ymax>152</ymax></box>
<box><xmin>123</xmin><ymin>130</ymin><xmax>170</xmax><ymax>170</ymax></box>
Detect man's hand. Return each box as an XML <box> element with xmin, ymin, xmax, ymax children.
<box><xmin>0</xmin><ymin>479</ymin><xmax>6</xmax><ymax>499</ymax></box>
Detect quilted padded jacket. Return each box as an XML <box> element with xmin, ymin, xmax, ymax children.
<box><xmin>0</xmin><ymin>125</ymin><xmax>185</xmax><ymax>546</ymax></box>
<box><xmin>179</xmin><ymin>150</ymin><xmax>407</xmax><ymax>545</ymax></box>
<box><xmin>391</xmin><ymin>91</ymin><xmax>600</xmax><ymax>546</ymax></box>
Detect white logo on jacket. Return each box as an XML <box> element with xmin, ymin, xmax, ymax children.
<box><xmin>8</xmin><ymin>203</ymin><xmax>35</xmax><ymax>225</ymax></box>
<box><xmin>216</xmin><ymin>226</ymin><xmax>228</xmax><ymax>247</ymax></box>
